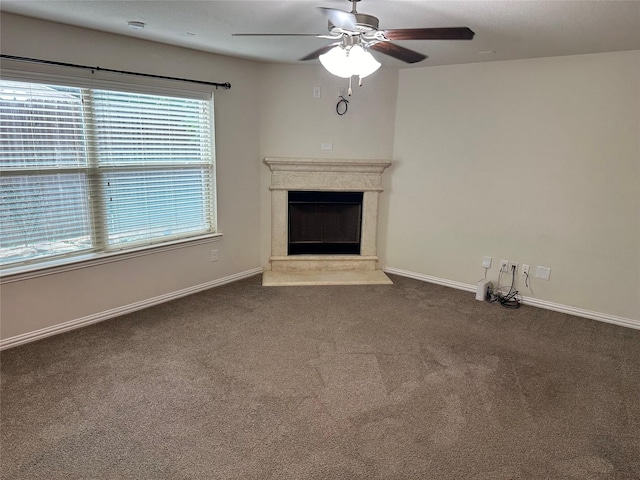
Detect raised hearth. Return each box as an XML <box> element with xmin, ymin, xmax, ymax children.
<box><xmin>263</xmin><ymin>157</ymin><xmax>392</xmax><ymax>286</ymax></box>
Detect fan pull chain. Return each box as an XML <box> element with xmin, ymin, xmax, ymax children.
<box><xmin>348</xmin><ymin>76</ymin><xmax>353</xmax><ymax>96</ymax></box>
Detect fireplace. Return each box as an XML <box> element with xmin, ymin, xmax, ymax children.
<box><xmin>263</xmin><ymin>157</ymin><xmax>392</xmax><ymax>285</ymax></box>
<box><xmin>288</xmin><ymin>191</ymin><xmax>363</xmax><ymax>255</ymax></box>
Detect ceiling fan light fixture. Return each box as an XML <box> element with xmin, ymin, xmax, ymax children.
<box><xmin>319</xmin><ymin>45</ymin><xmax>381</xmax><ymax>79</ymax></box>
<box><xmin>319</xmin><ymin>45</ymin><xmax>353</xmax><ymax>78</ymax></box>
<box><xmin>349</xmin><ymin>45</ymin><xmax>381</xmax><ymax>78</ymax></box>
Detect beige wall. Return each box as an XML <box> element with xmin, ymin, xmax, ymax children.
<box><xmin>0</xmin><ymin>14</ymin><xmax>262</xmax><ymax>340</ymax></box>
<box><xmin>1</xmin><ymin>13</ymin><xmax>638</xmax><ymax>343</ymax></box>
<box><xmin>384</xmin><ymin>51</ymin><xmax>640</xmax><ymax>320</ymax></box>
<box><xmin>258</xmin><ymin>63</ymin><xmax>398</xmax><ymax>267</ymax></box>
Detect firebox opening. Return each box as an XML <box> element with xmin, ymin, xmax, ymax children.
<box><xmin>288</xmin><ymin>191</ymin><xmax>363</xmax><ymax>255</ymax></box>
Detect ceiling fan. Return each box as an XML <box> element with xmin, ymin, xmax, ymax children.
<box><xmin>233</xmin><ymin>0</ymin><xmax>475</xmax><ymax>68</ymax></box>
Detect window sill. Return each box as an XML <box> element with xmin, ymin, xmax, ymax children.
<box><xmin>0</xmin><ymin>233</ymin><xmax>223</xmax><ymax>284</ymax></box>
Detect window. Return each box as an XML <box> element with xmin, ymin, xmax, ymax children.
<box><xmin>0</xmin><ymin>79</ymin><xmax>216</xmax><ymax>269</ymax></box>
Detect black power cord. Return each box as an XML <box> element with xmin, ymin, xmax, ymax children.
<box><xmin>336</xmin><ymin>96</ymin><xmax>349</xmax><ymax>115</ymax></box>
<box><xmin>488</xmin><ymin>265</ymin><xmax>521</xmax><ymax>309</ymax></box>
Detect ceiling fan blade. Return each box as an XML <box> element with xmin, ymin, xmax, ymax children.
<box><xmin>317</xmin><ymin>7</ymin><xmax>357</xmax><ymax>30</ymax></box>
<box><xmin>382</xmin><ymin>27</ymin><xmax>475</xmax><ymax>41</ymax></box>
<box><xmin>369</xmin><ymin>42</ymin><xmax>427</xmax><ymax>64</ymax></box>
<box><xmin>299</xmin><ymin>44</ymin><xmax>337</xmax><ymax>61</ymax></box>
<box><xmin>232</xmin><ymin>33</ymin><xmax>322</xmax><ymax>37</ymax></box>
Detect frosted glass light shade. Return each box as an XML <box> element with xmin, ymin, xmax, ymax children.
<box><xmin>348</xmin><ymin>45</ymin><xmax>381</xmax><ymax>78</ymax></box>
<box><xmin>319</xmin><ymin>45</ymin><xmax>381</xmax><ymax>79</ymax></box>
<box><xmin>319</xmin><ymin>46</ymin><xmax>352</xmax><ymax>78</ymax></box>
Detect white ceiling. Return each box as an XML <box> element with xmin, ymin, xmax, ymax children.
<box><xmin>2</xmin><ymin>0</ymin><xmax>639</xmax><ymax>68</ymax></box>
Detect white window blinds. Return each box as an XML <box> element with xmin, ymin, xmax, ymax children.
<box><xmin>0</xmin><ymin>79</ymin><xmax>216</xmax><ymax>268</ymax></box>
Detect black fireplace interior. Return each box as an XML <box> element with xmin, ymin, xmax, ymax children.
<box><xmin>288</xmin><ymin>191</ymin><xmax>363</xmax><ymax>255</ymax></box>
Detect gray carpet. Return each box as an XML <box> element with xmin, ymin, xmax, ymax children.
<box><xmin>1</xmin><ymin>273</ymin><xmax>639</xmax><ymax>479</ymax></box>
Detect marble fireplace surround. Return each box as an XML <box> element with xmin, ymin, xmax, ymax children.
<box><xmin>263</xmin><ymin>157</ymin><xmax>393</xmax><ymax>286</ymax></box>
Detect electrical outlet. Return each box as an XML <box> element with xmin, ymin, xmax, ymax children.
<box><xmin>521</xmin><ymin>264</ymin><xmax>530</xmax><ymax>276</ymax></box>
<box><xmin>210</xmin><ymin>249</ymin><xmax>218</xmax><ymax>262</ymax></box>
<box><xmin>313</xmin><ymin>86</ymin><xmax>321</xmax><ymax>98</ymax></box>
<box><xmin>500</xmin><ymin>259</ymin><xmax>509</xmax><ymax>273</ymax></box>
<box><xmin>508</xmin><ymin>262</ymin><xmax>518</xmax><ymax>274</ymax></box>
<box><xmin>482</xmin><ymin>256</ymin><xmax>492</xmax><ymax>268</ymax></box>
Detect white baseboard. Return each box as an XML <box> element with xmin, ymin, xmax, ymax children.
<box><xmin>384</xmin><ymin>267</ymin><xmax>640</xmax><ymax>331</ymax></box>
<box><xmin>0</xmin><ymin>267</ymin><xmax>263</xmax><ymax>351</ymax></box>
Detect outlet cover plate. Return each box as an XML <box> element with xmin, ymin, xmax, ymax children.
<box><xmin>482</xmin><ymin>256</ymin><xmax>492</xmax><ymax>268</ymax></box>
<box><xmin>535</xmin><ymin>266</ymin><xmax>551</xmax><ymax>280</ymax></box>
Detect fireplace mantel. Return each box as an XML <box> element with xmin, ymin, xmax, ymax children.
<box><xmin>264</xmin><ymin>157</ymin><xmax>391</xmax><ymax>173</ymax></box>
<box><xmin>263</xmin><ymin>157</ymin><xmax>392</xmax><ymax>286</ymax></box>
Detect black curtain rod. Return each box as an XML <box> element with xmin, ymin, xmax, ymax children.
<box><xmin>0</xmin><ymin>54</ymin><xmax>231</xmax><ymax>90</ymax></box>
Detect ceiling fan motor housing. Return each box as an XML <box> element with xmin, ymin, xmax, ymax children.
<box><xmin>329</xmin><ymin>13</ymin><xmax>379</xmax><ymax>35</ymax></box>
<box><xmin>353</xmin><ymin>13</ymin><xmax>379</xmax><ymax>32</ymax></box>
